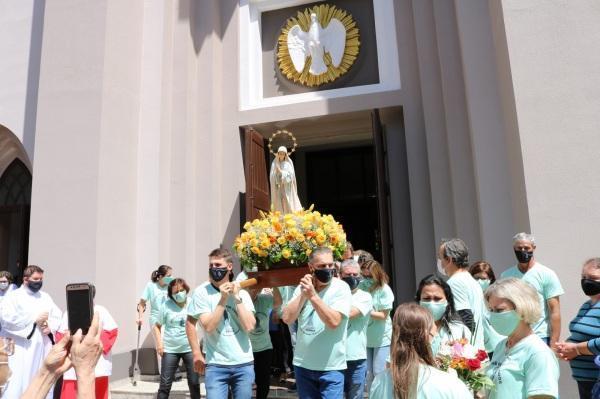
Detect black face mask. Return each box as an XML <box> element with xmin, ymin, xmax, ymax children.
<box><xmin>209</xmin><ymin>268</ymin><xmax>228</xmax><ymax>282</ymax></box>
<box><xmin>514</xmin><ymin>249</ymin><xmax>534</xmax><ymax>264</ymax></box>
<box><xmin>582</xmin><ymin>279</ymin><xmax>600</xmax><ymax>296</ymax></box>
<box><xmin>313</xmin><ymin>268</ymin><xmax>334</xmax><ymax>284</ymax></box>
<box><xmin>28</xmin><ymin>280</ymin><xmax>43</xmax><ymax>293</ymax></box>
<box><xmin>342</xmin><ymin>276</ymin><xmax>360</xmax><ymax>291</ymax></box>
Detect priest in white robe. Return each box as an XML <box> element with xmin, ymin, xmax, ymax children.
<box><xmin>0</xmin><ymin>265</ymin><xmax>62</xmax><ymax>399</ymax></box>
<box><xmin>270</xmin><ymin>146</ymin><xmax>303</xmax><ymax>213</ymax></box>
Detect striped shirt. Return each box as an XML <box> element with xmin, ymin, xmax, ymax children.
<box><xmin>567</xmin><ymin>300</ymin><xmax>600</xmax><ymax>381</ymax></box>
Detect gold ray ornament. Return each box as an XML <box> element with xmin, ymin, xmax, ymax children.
<box><xmin>277</xmin><ymin>4</ymin><xmax>360</xmax><ymax>87</ymax></box>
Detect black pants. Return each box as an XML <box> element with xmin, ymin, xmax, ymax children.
<box><xmin>253</xmin><ymin>349</ymin><xmax>273</xmax><ymax>399</ymax></box>
<box><xmin>157</xmin><ymin>352</ymin><xmax>200</xmax><ymax>399</ymax></box>
<box><xmin>578</xmin><ymin>380</ymin><xmax>595</xmax><ymax>399</ymax></box>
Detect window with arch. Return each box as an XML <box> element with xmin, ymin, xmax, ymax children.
<box><xmin>0</xmin><ymin>159</ymin><xmax>32</xmax><ymax>206</ymax></box>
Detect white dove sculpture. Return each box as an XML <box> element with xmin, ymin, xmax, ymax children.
<box><xmin>287</xmin><ymin>13</ymin><xmax>346</xmax><ymax>75</ymax></box>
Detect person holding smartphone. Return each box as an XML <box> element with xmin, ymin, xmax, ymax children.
<box><xmin>57</xmin><ymin>284</ymin><xmax>118</xmax><ymax>399</ymax></box>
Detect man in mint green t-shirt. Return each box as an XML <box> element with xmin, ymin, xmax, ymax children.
<box><xmin>340</xmin><ymin>259</ymin><xmax>372</xmax><ymax>399</ymax></box>
<box><xmin>501</xmin><ymin>232</ymin><xmax>564</xmax><ymax>347</ymax></box>
<box><xmin>185</xmin><ymin>248</ymin><xmax>256</xmax><ymax>399</ymax></box>
<box><xmin>282</xmin><ymin>247</ymin><xmax>352</xmax><ymax>399</ymax></box>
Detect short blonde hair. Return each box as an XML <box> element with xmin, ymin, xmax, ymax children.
<box><xmin>485</xmin><ymin>278</ymin><xmax>541</xmax><ymax>325</ymax></box>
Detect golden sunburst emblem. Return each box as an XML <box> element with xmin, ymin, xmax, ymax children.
<box><xmin>277</xmin><ymin>4</ymin><xmax>360</xmax><ymax>87</ymax></box>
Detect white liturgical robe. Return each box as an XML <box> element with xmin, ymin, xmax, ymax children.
<box><xmin>0</xmin><ymin>286</ymin><xmax>62</xmax><ymax>398</ymax></box>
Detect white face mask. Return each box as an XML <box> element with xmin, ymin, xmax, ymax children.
<box><xmin>437</xmin><ymin>259</ymin><xmax>447</xmax><ymax>277</ymax></box>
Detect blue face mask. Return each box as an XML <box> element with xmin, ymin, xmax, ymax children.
<box><xmin>173</xmin><ymin>291</ymin><xmax>187</xmax><ymax>303</ymax></box>
<box><xmin>419</xmin><ymin>300</ymin><xmax>448</xmax><ymax>321</ymax></box>
<box><xmin>162</xmin><ymin>276</ymin><xmax>175</xmax><ymax>285</ymax></box>
<box><xmin>478</xmin><ymin>279</ymin><xmax>491</xmax><ymax>291</ymax></box>
<box><xmin>490</xmin><ymin>309</ymin><xmax>521</xmax><ymax>336</ymax></box>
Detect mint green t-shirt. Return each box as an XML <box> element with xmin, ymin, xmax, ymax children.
<box><xmin>447</xmin><ymin>271</ymin><xmax>485</xmax><ymax>351</ymax></box>
<box><xmin>370</xmin><ymin>365</ymin><xmax>472</xmax><ymax>398</ymax></box>
<box><xmin>365</xmin><ymin>283</ymin><xmax>394</xmax><ymax>348</ymax></box>
<box><xmin>187</xmin><ymin>282</ymin><xmax>255</xmax><ymax>366</ymax></box>
<box><xmin>141</xmin><ymin>281</ymin><xmax>168</xmax><ymax>325</ymax></box>
<box><xmin>487</xmin><ymin>334</ymin><xmax>559</xmax><ymax>399</ymax></box>
<box><xmin>157</xmin><ymin>298</ymin><xmax>191</xmax><ymax>354</ymax></box>
<box><xmin>249</xmin><ymin>293</ymin><xmax>273</xmax><ymax>352</ymax></box>
<box><xmin>346</xmin><ymin>289</ymin><xmax>372</xmax><ymax>361</ymax></box>
<box><xmin>292</xmin><ymin>278</ymin><xmax>351</xmax><ymax>371</ymax></box>
<box><xmin>276</xmin><ymin>285</ymin><xmax>297</xmax><ymax>317</ymax></box>
<box><xmin>432</xmin><ymin>320</ymin><xmax>471</xmax><ymax>357</ymax></box>
<box><xmin>500</xmin><ymin>263</ymin><xmax>564</xmax><ymax>339</ymax></box>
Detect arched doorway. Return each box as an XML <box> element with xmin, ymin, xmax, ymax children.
<box><xmin>0</xmin><ymin>125</ymin><xmax>32</xmax><ymax>283</ymax></box>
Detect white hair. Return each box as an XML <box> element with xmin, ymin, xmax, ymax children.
<box><xmin>485</xmin><ymin>278</ymin><xmax>541</xmax><ymax>325</ymax></box>
<box><xmin>341</xmin><ymin>259</ymin><xmax>360</xmax><ymax>272</ymax></box>
<box><xmin>512</xmin><ymin>232</ymin><xmax>535</xmax><ymax>246</ymax></box>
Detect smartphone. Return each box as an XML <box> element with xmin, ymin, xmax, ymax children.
<box><xmin>66</xmin><ymin>283</ymin><xmax>94</xmax><ymax>335</ymax></box>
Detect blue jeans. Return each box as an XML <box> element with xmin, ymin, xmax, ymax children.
<box><xmin>205</xmin><ymin>362</ymin><xmax>254</xmax><ymax>399</ymax></box>
<box><xmin>294</xmin><ymin>365</ymin><xmax>344</xmax><ymax>399</ymax></box>
<box><xmin>344</xmin><ymin>359</ymin><xmax>367</xmax><ymax>399</ymax></box>
<box><xmin>158</xmin><ymin>352</ymin><xmax>200</xmax><ymax>399</ymax></box>
<box><xmin>366</xmin><ymin>346</ymin><xmax>390</xmax><ymax>391</ymax></box>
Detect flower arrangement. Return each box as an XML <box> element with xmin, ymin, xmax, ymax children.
<box><xmin>233</xmin><ymin>206</ymin><xmax>347</xmax><ymax>272</ymax></box>
<box><xmin>436</xmin><ymin>339</ymin><xmax>494</xmax><ymax>393</ymax></box>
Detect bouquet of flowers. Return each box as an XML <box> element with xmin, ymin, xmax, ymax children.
<box><xmin>436</xmin><ymin>339</ymin><xmax>494</xmax><ymax>393</ymax></box>
<box><xmin>233</xmin><ymin>205</ymin><xmax>347</xmax><ymax>272</ymax></box>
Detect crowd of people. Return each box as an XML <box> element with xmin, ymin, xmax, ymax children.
<box><xmin>0</xmin><ymin>232</ymin><xmax>598</xmax><ymax>398</ymax></box>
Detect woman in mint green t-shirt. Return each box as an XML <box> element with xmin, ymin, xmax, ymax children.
<box><xmin>359</xmin><ymin>259</ymin><xmax>394</xmax><ymax>389</ymax></box>
<box><xmin>369</xmin><ymin>303</ymin><xmax>471</xmax><ymax>398</ymax></box>
<box><xmin>485</xmin><ymin>278</ymin><xmax>559</xmax><ymax>399</ymax></box>
<box><xmin>154</xmin><ymin>278</ymin><xmax>199</xmax><ymax>399</ymax></box>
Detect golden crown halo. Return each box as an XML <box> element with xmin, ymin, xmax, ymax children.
<box><xmin>268</xmin><ymin>130</ymin><xmax>298</xmax><ymax>156</ymax></box>
<box><xmin>277</xmin><ymin>4</ymin><xmax>360</xmax><ymax>87</ymax></box>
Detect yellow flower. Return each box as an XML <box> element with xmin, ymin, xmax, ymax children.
<box><xmin>295</xmin><ymin>234</ymin><xmax>305</xmax><ymax>242</ymax></box>
<box><xmin>316</xmin><ymin>233</ymin><xmax>326</xmax><ymax>245</ymax></box>
<box><xmin>277</xmin><ymin>236</ymin><xmax>287</xmax><ymax>245</ymax></box>
<box><xmin>243</xmin><ymin>222</ymin><xmax>251</xmax><ymax>231</ymax></box>
<box><xmin>285</xmin><ymin>219</ymin><xmax>296</xmax><ymax>228</ymax></box>
<box><xmin>282</xmin><ymin>248</ymin><xmax>292</xmax><ymax>259</ymax></box>
<box><xmin>301</xmin><ymin>221</ymin><xmax>312</xmax><ymax>229</ymax></box>
<box><xmin>250</xmin><ymin>238</ymin><xmax>259</xmax><ymax>247</ymax></box>
<box><xmin>260</xmin><ymin>238</ymin><xmax>271</xmax><ymax>249</ymax></box>
<box><xmin>251</xmin><ymin>246</ymin><xmax>260</xmax><ymax>254</ymax></box>
<box><xmin>259</xmin><ymin>250</ymin><xmax>268</xmax><ymax>257</ymax></box>
<box><xmin>305</xmin><ymin>249</ymin><xmax>312</xmax><ymax>256</ymax></box>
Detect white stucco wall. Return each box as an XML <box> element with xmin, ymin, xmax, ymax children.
<box><xmin>494</xmin><ymin>1</ymin><xmax>600</xmax><ymax>395</ymax></box>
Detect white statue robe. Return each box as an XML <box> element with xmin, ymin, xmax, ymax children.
<box><xmin>0</xmin><ymin>286</ymin><xmax>62</xmax><ymax>399</ymax></box>
<box><xmin>270</xmin><ymin>157</ymin><xmax>303</xmax><ymax>213</ymax></box>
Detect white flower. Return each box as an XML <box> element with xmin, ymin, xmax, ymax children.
<box><xmin>438</xmin><ymin>342</ymin><xmax>453</xmax><ymax>357</ymax></box>
<box><xmin>462</xmin><ymin>343</ymin><xmax>478</xmax><ymax>359</ymax></box>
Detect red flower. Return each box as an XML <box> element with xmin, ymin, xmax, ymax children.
<box><xmin>476</xmin><ymin>350</ymin><xmax>488</xmax><ymax>361</ymax></box>
<box><xmin>466</xmin><ymin>358</ymin><xmax>481</xmax><ymax>371</ymax></box>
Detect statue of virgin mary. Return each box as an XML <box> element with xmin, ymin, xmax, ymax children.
<box><xmin>270</xmin><ymin>146</ymin><xmax>303</xmax><ymax>213</ymax></box>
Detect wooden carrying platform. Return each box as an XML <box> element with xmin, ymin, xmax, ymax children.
<box><xmin>246</xmin><ymin>266</ymin><xmax>309</xmax><ymax>289</ymax></box>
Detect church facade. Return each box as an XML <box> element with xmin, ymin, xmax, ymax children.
<box><xmin>1</xmin><ymin>1</ymin><xmax>599</xmax><ymax>393</ymax></box>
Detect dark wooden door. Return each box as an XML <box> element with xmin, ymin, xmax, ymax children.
<box><xmin>372</xmin><ymin>109</ymin><xmax>394</xmax><ymax>277</ymax></box>
<box><xmin>244</xmin><ymin>128</ymin><xmax>270</xmax><ymax>222</ymax></box>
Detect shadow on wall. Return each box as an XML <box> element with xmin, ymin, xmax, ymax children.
<box><xmin>179</xmin><ymin>0</ymin><xmax>237</xmax><ymax>55</ymax></box>
<box><xmin>221</xmin><ymin>193</ymin><xmax>243</xmax><ymax>276</ymax></box>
